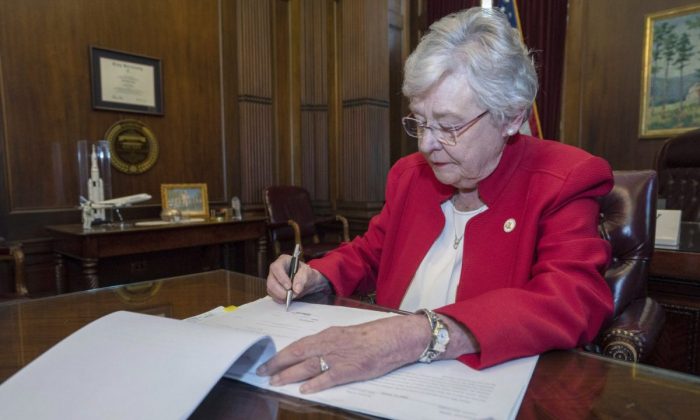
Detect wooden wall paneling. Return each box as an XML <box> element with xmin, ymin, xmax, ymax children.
<box><xmin>0</xmin><ymin>52</ymin><xmax>9</xmax><ymax>238</ymax></box>
<box><xmin>327</xmin><ymin>0</ymin><xmax>342</xmax><ymax>212</ymax></box>
<box><xmin>338</xmin><ymin>0</ymin><xmax>390</xmax><ymax>218</ymax></box>
<box><xmin>560</xmin><ymin>0</ymin><xmax>585</xmax><ymax>150</ymax></box>
<box><xmin>0</xmin><ymin>0</ymin><xmax>407</xmax><ymax>290</ymax></box>
<box><xmin>0</xmin><ymin>0</ymin><xmax>228</xmax><ymax>294</ymax></box>
<box><xmin>410</xmin><ymin>0</ymin><xmax>428</xmax><ymax>50</ymax></box>
<box><xmin>1</xmin><ymin>0</ymin><xmax>87</xmax><ymax>211</ymax></box>
<box><xmin>274</xmin><ymin>0</ymin><xmax>302</xmax><ymax>188</ymax></box>
<box><xmin>235</xmin><ymin>0</ymin><xmax>275</xmax><ymax>206</ymax></box>
<box><xmin>2</xmin><ymin>0</ymin><xmax>223</xmax><ymax>208</ymax></box>
<box><xmin>389</xmin><ymin>0</ymin><xmax>414</xmax><ymax>166</ymax></box>
<box><xmin>0</xmin><ymin>0</ymin><xmax>224</xmax><ymax>237</ymax></box>
<box><xmin>300</xmin><ymin>0</ymin><xmax>330</xmax><ymax>206</ymax></box>
<box><xmin>561</xmin><ymin>0</ymin><xmax>698</xmax><ymax>170</ymax></box>
<box><xmin>222</xmin><ymin>0</ymin><xmax>241</xmax><ymax>203</ymax></box>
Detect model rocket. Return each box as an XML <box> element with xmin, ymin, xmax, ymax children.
<box><xmin>88</xmin><ymin>145</ymin><xmax>105</xmax><ymax>220</ymax></box>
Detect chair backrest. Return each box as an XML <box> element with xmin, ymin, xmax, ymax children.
<box><xmin>598</xmin><ymin>170</ymin><xmax>657</xmax><ymax>319</ymax></box>
<box><xmin>656</xmin><ymin>129</ymin><xmax>700</xmax><ymax>222</ymax></box>
<box><xmin>263</xmin><ymin>186</ymin><xmax>319</xmax><ymax>244</ymax></box>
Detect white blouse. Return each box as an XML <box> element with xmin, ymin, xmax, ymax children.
<box><xmin>399</xmin><ymin>199</ymin><xmax>488</xmax><ymax>312</ymax></box>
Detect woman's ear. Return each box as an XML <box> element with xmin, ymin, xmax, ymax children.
<box><xmin>503</xmin><ymin>111</ymin><xmax>527</xmax><ymax>137</ymax></box>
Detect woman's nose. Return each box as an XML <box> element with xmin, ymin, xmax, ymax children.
<box><xmin>417</xmin><ymin>130</ymin><xmax>443</xmax><ymax>154</ymax></box>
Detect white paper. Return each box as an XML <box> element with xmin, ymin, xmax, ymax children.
<box><xmin>655</xmin><ymin>209</ymin><xmax>682</xmax><ymax>248</ymax></box>
<box><xmin>0</xmin><ymin>311</ymin><xmax>274</xmax><ymax>420</ymax></box>
<box><xmin>0</xmin><ymin>300</ymin><xmax>538</xmax><ymax>420</ymax></box>
<box><xmin>100</xmin><ymin>57</ymin><xmax>156</xmax><ymax>107</ymax></box>
<box><xmin>201</xmin><ymin>297</ymin><xmax>539</xmax><ymax>420</ymax></box>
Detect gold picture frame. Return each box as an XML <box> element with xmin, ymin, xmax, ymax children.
<box><xmin>640</xmin><ymin>4</ymin><xmax>700</xmax><ymax>138</ymax></box>
<box><xmin>160</xmin><ymin>183</ymin><xmax>209</xmax><ymax>218</ymax></box>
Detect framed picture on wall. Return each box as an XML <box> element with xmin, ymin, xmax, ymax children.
<box><xmin>640</xmin><ymin>4</ymin><xmax>700</xmax><ymax>138</ymax></box>
<box><xmin>90</xmin><ymin>46</ymin><xmax>164</xmax><ymax>115</ymax></box>
<box><xmin>160</xmin><ymin>183</ymin><xmax>209</xmax><ymax>218</ymax></box>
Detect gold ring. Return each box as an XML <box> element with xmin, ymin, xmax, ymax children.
<box><xmin>319</xmin><ymin>356</ymin><xmax>330</xmax><ymax>373</ymax></box>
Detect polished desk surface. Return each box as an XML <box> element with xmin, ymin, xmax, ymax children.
<box><xmin>1</xmin><ymin>270</ymin><xmax>699</xmax><ymax>419</ymax></box>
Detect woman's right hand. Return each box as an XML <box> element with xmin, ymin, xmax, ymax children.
<box><xmin>266</xmin><ymin>254</ymin><xmax>331</xmax><ymax>304</ymax></box>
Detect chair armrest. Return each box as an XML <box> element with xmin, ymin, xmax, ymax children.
<box><xmin>266</xmin><ymin>220</ymin><xmax>302</xmax><ymax>243</ymax></box>
<box><xmin>266</xmin><ymin>220</ymin><xmax>303</xmax><ymax>257</ymax></box>
<box><xmin>315</xmin><ymin>215</ymin><xmax>350</xmax><ymax>242</ymax></box>
<box><xmin>286</xmin><ymin>220</ymin><xmax>302</xmax><ymax>246</ymax></box>
<box><xmin>600</xmin><ymin>297</ymin><xmax>665</xmax><ymax>362</ymax></box>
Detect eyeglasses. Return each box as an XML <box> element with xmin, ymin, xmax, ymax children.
<box><xmin>401</xmin><ymin>110</ymin><xmax>489</xmax><ymax>146</ymax></box>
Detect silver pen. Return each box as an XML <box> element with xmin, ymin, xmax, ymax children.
<box><xmin>285</xmin><ymin>244</ymin><xmax>301</xmax><ymax>311</ymax></box>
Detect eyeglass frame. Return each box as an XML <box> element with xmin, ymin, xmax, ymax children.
<box><xmin>401</xmin><ymin>110</ymin><xmax>489</xmax><ymax>146</ymax></box>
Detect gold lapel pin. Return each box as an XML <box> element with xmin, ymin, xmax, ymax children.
<box><xmin>504</xmin><ymin>218</ymin><xmax>516</xmax><ymax>233</ymax></box>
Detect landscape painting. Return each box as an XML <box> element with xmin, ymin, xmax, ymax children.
<box><xmin>640</xmin><ymin>4</ymin><xmax>700</xmax><ymax>138</ymax></box>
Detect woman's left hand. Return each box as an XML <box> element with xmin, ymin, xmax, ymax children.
<box><xmin>256</xmin><ymin>314</ymin><xmax>430</xmax><ymax>394</ymax></box>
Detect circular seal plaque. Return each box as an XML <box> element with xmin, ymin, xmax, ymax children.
<box><xmin>104</xmin><ymin>119</ymin><xmax>159</xmax><ymax>174</ymax></box>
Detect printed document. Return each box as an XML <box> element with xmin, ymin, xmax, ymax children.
<box><xmin>0</xmin><ymin>297</ymin><xmax>538</xmax><ymax>420</ymax></box>
<box><xmin>203</xmin><ymin>297</ymin><xmax>538</xmax><ymax>420</ymax></box>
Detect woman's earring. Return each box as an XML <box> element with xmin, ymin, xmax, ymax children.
<box><xmin>506</xmin><ymin>128</ymin><xmax>516</xmax><ymax>136</ymax></box>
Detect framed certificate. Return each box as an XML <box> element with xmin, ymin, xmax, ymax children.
<box><xmin>90</xmin><ymin>46</ymin><xmax>164</xmax><ymax>115</ymax></box>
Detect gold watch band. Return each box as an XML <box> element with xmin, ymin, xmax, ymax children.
<box><xmin>417</xmin><ymin>309</ymin><xmax>450</xmax><ymax>363</ymax></box>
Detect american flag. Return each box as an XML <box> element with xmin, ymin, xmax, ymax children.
<box><xmin>494</xmin><ymin>0</ymin><xmax>542</xmax><ymax>138</ymax></box>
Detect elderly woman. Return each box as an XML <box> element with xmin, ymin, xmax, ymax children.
<box><xmin>257</xmin><ymin>7</ymin><xmax>613</xmax><ymax>394</ymax></box>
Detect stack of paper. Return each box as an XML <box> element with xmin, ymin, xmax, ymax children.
<box><xmin>0</xmin><ymin>298</ymin><xmax>538</xmax><ymax>419</ymax></box>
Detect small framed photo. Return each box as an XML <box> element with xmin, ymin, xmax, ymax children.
<box><xmin>639</xmin><ymin>5</ymin><xmax>700</xmax><ymax>137</ymax></box>
<box><xmin>90</xmin><ymin>46</ymin><xmax>164</xmax><ymax>115</ymax></box>
<box><xmin>160</xmin><ymin>183</ymin><xmax>209</xmax><ymax>218</ymax></box>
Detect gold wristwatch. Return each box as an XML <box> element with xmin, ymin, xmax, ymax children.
<box><xmin>417</xmin><ymin>309</ymin><xmax>450</xmax><ymax>363</ymax></box>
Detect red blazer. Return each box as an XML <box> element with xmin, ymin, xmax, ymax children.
<box><xmin>309</xmin><ymin>134</ymin><xmax>614</xmax><ymax>369</ymax></box>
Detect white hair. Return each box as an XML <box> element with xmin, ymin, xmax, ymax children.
<box><xmin>402</xmin><ymin>7</ymin><xmax>538</xmax><ymax>127</ymax></box>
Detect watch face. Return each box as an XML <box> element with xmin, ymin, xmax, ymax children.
<box><xmin>437</xmin><ymin>329</ymin><xmax>449</xmax><ymax>345</ymax></box>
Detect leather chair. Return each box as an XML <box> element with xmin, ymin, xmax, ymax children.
<box><xmin>0</xmin><ymin>238</ymin><xmax>28</xmax><ymax>299</ymax></box>
<box><xmin>263</xmin><ymin>186</ymin><xmax>350</xmax><ymax>261</ymax></box>
<box><xmin>656</xmin><ymin>128</ymin><xmax>700</xmax><ymax>221</ymax></box>
<box><xmin>588</xmin><ymin>170</ymin><xmax>666</xmax><ymax>362</ymax></box>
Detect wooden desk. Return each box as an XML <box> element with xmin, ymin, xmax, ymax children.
<box><xmin>1</xmin><ymin>270</ymin><xmax>698</xmax><ymax>419</ymax></box>
<box><xmin>650</xmin><ymin>222</ymin><xmax>700</xmax><ymax>281</ymax></box>
<box><xmin>46</xmin><ymin>217</ymin><xmax>267</xmax><ymax>291</ymax></box>
<box><xmin>648</xmin><ymin>222</ymin><xmax>700</xmax><ymax>375</ymax></box>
